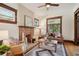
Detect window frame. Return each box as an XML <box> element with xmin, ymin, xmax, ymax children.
<box><xmin>46</xmin><ymin>16</ymin><xmax>62</xmax><ymax>35</ymax></box>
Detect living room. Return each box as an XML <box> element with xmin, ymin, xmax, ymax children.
<box><xmin>0</xmin><ymin>3</ymin><xmax>79</xmax><ymax>56</ymax></box>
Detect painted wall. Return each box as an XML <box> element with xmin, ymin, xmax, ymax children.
<box><xmin>0</xmin><ymin>3</ymin><xmax>19</xmax><ymax>39</ymax></box>
<box><xmin>17</xmin><ymin>4</ymin><xmax>34</xmax><ymax>26</ymax></box>
<box><xmin>73</xmin><ymin>4</ymin><xmax>79</xmax><ymax>12</ymax></box>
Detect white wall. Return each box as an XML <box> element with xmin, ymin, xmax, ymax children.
<box><xmin>17</xmin><ymin>4</ymin><xmax>34</xmax><ymax>26</ymax></box>
<box><xmin>0</xmin><ymin>23</ymin><xmax>19</xmax><ymax>39</ymax></box>
<box><xmin>73</xmin><ymin>4</ymin><xmax>79</xmax><ymax>12</ymax></box>
<box><xmin>0</xmin><ymin>3</ymin><xmax>19</xmax><ymax>39</ymax></box>
<box><xmin>40</xmin><ymin>17</ymin><xmax>46</xmax><ymax>35</ymax></box>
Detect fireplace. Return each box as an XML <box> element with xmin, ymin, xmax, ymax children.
<box><xmin>26</xmin><ymin>34</ymin><xmax>31</xmax><ymax>43</ymax></box>
<box><xmin>19</xmin><ymin>26</ymin><xmax>34</xmax><ymax>43</ymax></box>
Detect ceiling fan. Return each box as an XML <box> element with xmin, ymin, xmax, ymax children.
<box><xmin>38</xmin><ymin>3</ymin><xmax>59</xmax><ymax>8</ymax></box>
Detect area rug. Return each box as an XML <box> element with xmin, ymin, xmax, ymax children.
<box><xmin>25</xmin><ymin>44</ymin><xmax>67</xmax><ymax>56</ymax></box>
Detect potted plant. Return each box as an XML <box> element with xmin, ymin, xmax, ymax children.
<box><xmin>0</xmin><ymin>45</ymin><xmax>10</xmax><ymax>55</ymax></box>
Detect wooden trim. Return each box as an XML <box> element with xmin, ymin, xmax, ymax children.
<box><xmin>47</xmin><ymin>16</ymin><xmax>62</xmax><ymax>20</ymax></box>
<box><xmin>74</xmin><ymin>8</ymin><xmax>79</xmax><ymax>14</ymax></box>
<box><xmin>0</xmin><ymin>3</ymin><xmax>17</xmax><ymax>11</ymax></box>
<box><xmin>46</xmin><ymin>16</ymin><xmax>62</xmax><ymax>35</ymax></box>
<box><xmin>0</xmin><ymin>3</ymin><xmax>17</xmax><ymax>24</ymax></box>
<box><xmin>19</xmin><ymin>26</ymin><xmax>34</xmax><ymax>28</ymax></box>
<box><xmin>64</xmin><ymin>40</ymin><xmax>74</xmax><ymax>43</ymax></box>
<box><xmin>74</xmin><ymin>8</ymin><xmax>79</xmax><ymax>43</ymax></box>
<box><xmin>74</xmin><ymin>10</ymin><xmax>76</xmax><ymax>43</ymax></box>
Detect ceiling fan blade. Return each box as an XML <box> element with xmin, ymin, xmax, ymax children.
<box><xmin>50</xmin><ymin>3</ymin><xmax>59</xmax><ymax>6</ymax></box>
<box><xmin>38</xmin><ymin>5</ymin><xmax>46</xmax><ymax>8</ymax></box>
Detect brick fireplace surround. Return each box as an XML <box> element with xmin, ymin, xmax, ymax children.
<box><xmin>19</xmin><ymin>26</ymin><xmax>34</xmax><ymax>43</ymax></box>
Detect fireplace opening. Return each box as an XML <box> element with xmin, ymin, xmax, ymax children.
<box><xmin>26</xmin><ymin>34</ymin><xmax>31</xmax><ymax>43</ymax></box>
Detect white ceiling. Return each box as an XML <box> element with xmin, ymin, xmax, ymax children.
<box><xmin>21</xmin><ymin>3</ymin><xmax>77</xmax><ymax>18</ymax></box>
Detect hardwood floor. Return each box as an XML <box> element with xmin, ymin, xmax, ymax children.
<box><xmin>64</xmin><ymin>41</ymin><xmax>79</xmax><ymax>56</ymax></box>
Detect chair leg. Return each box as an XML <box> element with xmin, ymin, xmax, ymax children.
<box><xmin>48</xmin><ymin>50</ymin><xmax>54</xmax><ymax>56</ymax></box>
<box><xmin>55</xmin><ymin>44</ymin><xmax>57</xmax><ymax>52</ymax></box>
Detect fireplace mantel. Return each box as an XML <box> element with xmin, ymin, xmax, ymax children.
<box><xmin>19</xmin><ymin>26</ymin><xmax>34</xmax><ymax>28</ymax></box>
<box><xmin>19</xmin><ymin>26</ymin><xmax>34</xmax><ymax>43</ymax></box>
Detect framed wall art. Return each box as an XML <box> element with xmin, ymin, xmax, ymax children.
<box><xmin>0</xmin><ymin>3</ymin><xmax>17</xmax><ymax>24</ymax></box>
<box><xmin>34</xmin><ymin>18</ymin><xmax>39</xmax><ymax>27</ymax></box>
<box><xmin>24</xmin><ymin>15</ymin><xmax>33</xmax><ymax>27</ymax></box>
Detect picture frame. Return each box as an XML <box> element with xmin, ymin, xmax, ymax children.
<box><xmin>24</xmin><ymin>15</ymin><xmax>33</xmax><ymax>27</ymax></box>
<box><xmin>34</xmin><ymin>18</ymin><xmax>39</xmax><ymax>27</ymax></box>
<box><xmin>0</xmin><ymin>3</ymin><xmax>17</xmax><ymax>24</ymax></box>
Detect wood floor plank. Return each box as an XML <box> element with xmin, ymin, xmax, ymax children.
<box><xmin>64</xmin><ymin>41</ymin><xmax>79</xmax><ymax>56</ymax></box>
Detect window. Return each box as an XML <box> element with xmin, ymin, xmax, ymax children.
<box><xmin>47</xmin><ymin>16</ymin><xmax>62</xmax><ymax>35</ymax></box>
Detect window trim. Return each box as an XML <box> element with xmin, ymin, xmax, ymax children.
<box><xmin>46</xmin><ymin>16</ymin><xmax>62</xmax><ymax>35</ymax></box>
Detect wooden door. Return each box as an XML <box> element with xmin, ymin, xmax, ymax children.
<box><xmin>74</xmin><ymin>8</ymin><xmax>79</xmax><ymax>44</ymax></box>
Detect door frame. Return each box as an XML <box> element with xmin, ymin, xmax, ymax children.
<box><xmin>46</xmin><ymin>16</ymin><xmax>62</xmax><ymax>35</ymax></box>
<box><xmin>74</xmin><ymin>8</ymin><xmax>79</xmax><ymax>43</ymax></box>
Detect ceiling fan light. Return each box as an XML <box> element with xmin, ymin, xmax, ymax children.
<box><xmin>46</xmin><ymin>5</ymin><xmax>50</xmax><ymax>8</ymax></box>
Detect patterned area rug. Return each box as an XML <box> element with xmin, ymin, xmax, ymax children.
<box><xmin>25</xmin><ymin>44</ymin><xmax>67</xmax><ymax>56</ymax></box>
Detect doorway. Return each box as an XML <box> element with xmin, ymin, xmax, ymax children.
<box><xmin>74</xmin><ymin>8</ymin><xmax>79</xmax><ymax>44</ymax></box>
